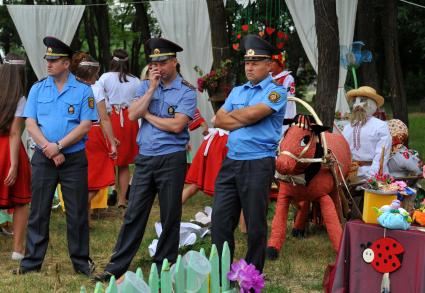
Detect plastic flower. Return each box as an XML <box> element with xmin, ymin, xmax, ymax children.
<box><xmin>228</xmin><ymin>259</ymin><xmax>265</xmax><ymax>293</ymax></box>
<box><xmin>393</xmin><ymin>181</ymin><xmax>407</xmax><ymax>190</ymax></box>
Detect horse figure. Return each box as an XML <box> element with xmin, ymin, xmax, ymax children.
<box><xmin>267</xmin><ymin>114</ymin><xmax>351</xmax><ymax>260</ymax></box>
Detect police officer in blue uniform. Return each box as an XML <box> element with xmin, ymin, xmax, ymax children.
<box><xmin>95</xmin><ymin>38</ymin><xmax>196</xmax><ymax>281</ymax></box>
<box><xmin>14</xmin><ymin>37</ymin><xmax>98</xmax><ymax>276</ymax></box>
<box><xmin>212</xmin><ymin>34</ymin><xmax>287</xmax><ymax>273</ymax></box>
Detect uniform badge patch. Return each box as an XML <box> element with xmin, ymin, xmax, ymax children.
<box><xmin>168</xmin><ymin>106</ymin><xmax>175</xmax><ymax>115</ymax></box>
<box><xmin>68</xmin><ymin>105</ymin><xmax>75</xmax><ymax>114</ymax></box>
<box><xmin>268</xmin><ymin>91</ymin><xmax>280</xmax><ymax>103</ymax></box>
<box><xmin>88</xmin><ymin>97</ymin><xmax>95</xmax><ymax>109</ymax></box>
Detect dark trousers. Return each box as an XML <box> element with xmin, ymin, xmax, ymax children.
<box><xmin>211</xmin><ymin>157</ymin><xmax>275</xmax><ymax>272</ymax></box>
<box><xmin>105</xmin><ymin>151</ymin><xmax>186</xmax><ymax>278</ymax></box>
<box><xmin>21</xmin><ymin>150</ymin><xmax>91</xmax><ymax>274</ymax></box>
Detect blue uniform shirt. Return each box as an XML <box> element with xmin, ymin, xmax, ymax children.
<box><xmin>23</xmin><ymin>73</ymin><xmax>98</xmax><ymax>154</ymax></box>
<box><xmin>134</xmin><ymin>74</ymin><xmax>197</xmax><ymax>156</ymax></box>
<box><xmin>222</xmin><ymin>75</ymin><xmax>287</xmax><ymax>160</ymax></box>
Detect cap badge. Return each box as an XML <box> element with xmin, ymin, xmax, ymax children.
<box><xmin>247</xmin><ymin>49</ymin><xmax>255</xmax><ymax>56</ymax></box>
<box><xmin>47</xmin><ymin>47</ymin><xmax>53</xmax><ymax>54</ymax></box>
<box><xmin>68</xmin><ymin>105</ymin><xmax>75</xmax><ymax>114</ymax></box>
<box><xmin>153</xmin><ymin>48</ymin><xmax>160</xmax><ymax>55</ymax></box>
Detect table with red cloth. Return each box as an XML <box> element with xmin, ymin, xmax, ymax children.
<box><xmin>330</xmin><ymin>220</ymin><xmax>425</xmax><ymax>293</ymax></box>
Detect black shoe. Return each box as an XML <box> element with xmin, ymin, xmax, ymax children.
<box><xmin>107</xmin><ymin>190</ymin><xmax>117</xmax><ymax>206</ymax></box>
<box><xmin>93</xmin><ymin>271</ymin><xmax>114</xmax><ymax>283</ymax></box>
<box><xmin>12</xmin><ymin>266</ymin><xmax>41</xmax><ymax>275</ymax></box>
<box><xmin>75</xmin><ymin>259</ymin><xmax>96</xmax><ymax>277</ymax></box>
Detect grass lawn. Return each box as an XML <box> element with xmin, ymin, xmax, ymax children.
<box><xmin>0</xmin><ymin>112</ymin><xmax>423</xmax><ymax>293</ymax></box>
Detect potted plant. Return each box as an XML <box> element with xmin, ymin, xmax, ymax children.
<box><xmin>194</xmin><ymin>59</ymin><xmax>232</xmax><ymax>113</ymax></box>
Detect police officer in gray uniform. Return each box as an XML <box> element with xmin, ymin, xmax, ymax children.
<box><xmin>15</xmin><ymin>37</ymin><xmax>98</xmax><ymax>276</ymax></box>
<box><xmin>212</xmin><ymin>35</ymin><xmax>287</xmax><ymax>273</ymax></box>
<box><xmin>95</xmin><ymin>38</ymin><xmax>196</xmax><ymax>281</ymax></box>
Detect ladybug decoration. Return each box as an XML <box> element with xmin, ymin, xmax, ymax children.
<box><xmin>361</xmin><ymin>237</ymin><xmax>404</xmax><ymax>293</ymax></box>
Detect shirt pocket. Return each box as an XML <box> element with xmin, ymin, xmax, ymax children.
<box><xmin>63</xmin><ymin>100</ymin><xmax>81</xmax><ymax>121</ymax></box>
<box><xmin>37</xmin><ymin>96</ymin><xmax>54</xmax><ymax>116</ymax></box>
<box><xmin>231</xmin><ymin>95</ymin><xmax>246</xmax><ymax>110</ymax></box>
<box><xmin>148</xmin><ymin>97</ymin><xmax>161</xmax><ymax>115</ymax></box>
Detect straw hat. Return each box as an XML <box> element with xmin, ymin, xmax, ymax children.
<box><xmin>346</xmin><ymin>86</ymin><xmax>384</xmax><ymax>107</ymax></box>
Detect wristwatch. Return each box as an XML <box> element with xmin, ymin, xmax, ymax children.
<box><xmin>56</xmin><ymin>141</ymin><xmax>64</xmax><ymax>151</ymax></box>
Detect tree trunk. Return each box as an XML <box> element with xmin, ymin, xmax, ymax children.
<box><xmin>131</xmin><ymin>2</ymin><xmax>151</xmax><ymax>76</ymax></box>
<box><xmin>83</xmin><ymin>9</ymin><xmax>97</xmax><ymax>59</ymax></box>
<box><xmin>313</xmin><ymin>0</ymin><xmax>340</xmax><ymax>128</ymax></box>
<box><xmin>381</xmin><ymin>0</ymin><xmax>408</xmax><ymax>125</ymax></box>
<box><xmin>206</xmin><ymin>0</ymin><xmax>231</xmax><ymax>68</ymax></box>
<box><xmin>356</xmin><ymin>0</ymin><xmax>382</xmax><ymax>91</ymax></box>
<box><xmin>93</xmin><ymin>0</ymin><xmax>111</xmax><ymax>72</ymax></box>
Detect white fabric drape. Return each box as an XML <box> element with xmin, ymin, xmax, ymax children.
<box><xmin>336</xmin><ymin>0</ymin><xmax>358</xmax><ymax>115</ymax></box>
<box><xmin>151</xmin><ymin>0</ymin><xmax>214</xmax><ymax>155</ymax></box>
<box><xmin>285</xmin><ymin>0</ymin><xmax>318</xmax><ymax>72</ymax></box>
<box><xmin>7</xmin><ymin>5</ymin><xmax>85</xmax><ymax>80</ymax></box>
<box><xmin>285</xmin><ymin>0</ymin><xmax>357</xmax><ymax>114</ymax></box>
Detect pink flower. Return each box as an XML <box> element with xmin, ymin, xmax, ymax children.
<box><xmin>197</xmin><ymin>78</ymin><xmax>205</xmax><ymax>92</ymax></box>
<box><xmin>394</xmin><ymin>181</ymin><xmax>407</xmax><ymax>190</ymax></box>
<box><xmin>423</xmin><ymin>165</ymin><xmax>425</xmax><ymax>178</ymax></box>
<box><xmin>228</xmin><ymin>259</ymin><xmax>265</xmax><ymax>293</ymax></box>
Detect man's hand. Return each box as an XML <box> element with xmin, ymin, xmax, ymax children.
<box><xmin>52</xmin><ymin>153</ymin><xmax>65</xmax><ymax>167</ymax></box>
<box><xmin>43</xmin><ymin>142</ymin><xmax>60</xmax><ymax>159</ymax></box>
<box><xmin>148</xmin><ymin>64</ymin><xmax>161</xmax><ymax>90</ymax></box>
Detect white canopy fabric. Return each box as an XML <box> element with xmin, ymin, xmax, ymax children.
<box><xmin>285</xmin><ymin>0</ymin><xmax>357</xmax><ymax>115</ymax></box>
<box><xmin>151</xmin><ymin>0</ymin><xmax>215</xmax><ymax>155</ymax></box>
<box><xmin>7</xmin><ymin>5</ymin><xmax>85</xmax><ymax>80</ymax></box>
<box><xmin>336</xmin><ymin>0</ymin><xmax>358</xmax><ymax>115</ymax></box>
<box><xmin>285</xmin><ymin>0</ymin><xmax>318</xmax><ymax>72</ymax></box>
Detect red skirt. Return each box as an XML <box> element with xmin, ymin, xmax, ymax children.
<box><xmin>185</xmin><ymin>132</ymin><xmax>228</xmax><ymax>196</ymax></box>
<box><xmin>86</xmin><ymin>125</ymin><xmax>115</xmax><ymax>191</ymax></box>
<box><xmin>110</xmin><ymin>107</ymin><xmax>139</xmax><ymax>166</ymax></box>
<box><xmin>0</xmin><ymin>135</ymin><xmax>31</xmax><ymax>207</ymax></box>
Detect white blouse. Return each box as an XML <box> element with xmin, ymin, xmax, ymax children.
<box><xmin>15</xmin><ymin>96</ymin><xmax>26</xmax><ymax>117</ymax></box>
<box><xmin>97</xmin><ymin>72</ymin><xmax>141</xmax><ymax>107</ymax></box>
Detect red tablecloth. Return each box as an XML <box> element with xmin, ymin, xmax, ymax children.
<box><xmin>331</xmin><ymin>220</ymin><xmax>425</xmax><ymax>293</ymax></box>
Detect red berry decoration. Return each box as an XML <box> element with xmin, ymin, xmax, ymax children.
<box><xmin>232</xmin><ymin>43</ymin><xmax>240</xmax><ymax>51</ymax></box>
<box><xmin>277</xmin><ymin>31</ymin><xmax>285</xmax><ymax>39</ymax></box>
<box><xmin>277</xmin><ymin>42</ymin><xmax>284</xmax><ymax>49</ymax></box>
<box><xmin>237</xmin><ymin>34</ymin><xmax>241</xmax><ymax>39</ymax></box>
<box><xmin>265</xmin><ymin>27</ymin><xmax>275</xmax><ymax>35</ymax></box>
<box><xmin>241</xmin><ymin>24</ymin><xmax>249</xmax><ymax>32</ymax></box>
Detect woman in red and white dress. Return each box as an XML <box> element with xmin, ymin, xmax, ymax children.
<box><xmin>70</xmin><ymin>52</ymin><xmax>117</xmax><ymax>211</ymax></box>
<box><xmin>97</xmin><ymin>49</ymin><xmax>140</xmax><ymax>208</ymax></box>
<box><xmin>0</xmin><ymin>54</ymin><xmax>31</xmax><ymax>261</ymax></box>
<box><xmin>182</xmin><ymin>113</ymin><xmax>229</xmax><ymax>203</ymax></box>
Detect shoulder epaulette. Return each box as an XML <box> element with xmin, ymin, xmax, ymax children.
<box><xmin>76</xmin><ymin>78</ymin><xmax>91</xmax><ymax>86</ymax></box>
<box><xmin>182</xmin><ymin>79</ymin><xmax>196</xmax><ymax>90</ymax></box>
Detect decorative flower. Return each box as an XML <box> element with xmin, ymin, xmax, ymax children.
<box><xmin>228</xmin><ymin>259</ymin><xmax>265</xmax><ymax>293</ymax></box>
<box><xmin>194</xmin><ymin>59</ymin><xmax>232</xmax><ymax>94</ymax></box>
